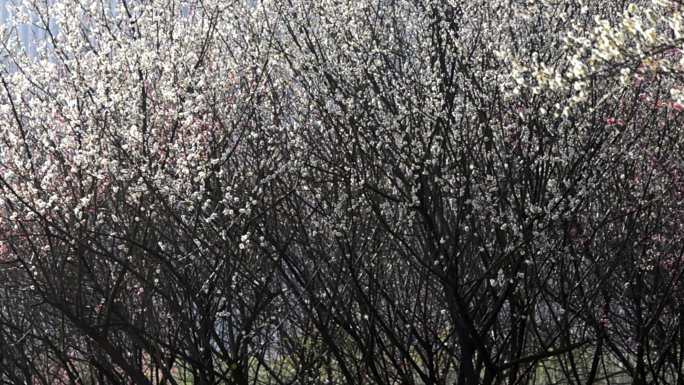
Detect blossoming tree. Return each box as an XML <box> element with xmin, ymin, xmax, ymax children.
<box><xmin>1</xmin><ymin>0</ymin><xmax>684</xmax><ymax>384</ymax></box>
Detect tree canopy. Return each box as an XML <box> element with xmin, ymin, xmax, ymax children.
<box><xmin>1</xmin><ymin>0</ymin><xmax>684</xmax><ymax>384</ymax></box>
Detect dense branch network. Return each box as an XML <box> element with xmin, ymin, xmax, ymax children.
<box><xmin>0</xmin><ymin>0</ymin><xmax>683</xmax><ymax>385</ymax></box>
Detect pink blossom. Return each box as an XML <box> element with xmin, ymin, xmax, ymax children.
<box><xmin>605</xmin><ymin>117</ymin><xmax>624</xmax><ymax>126</ymax></box>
